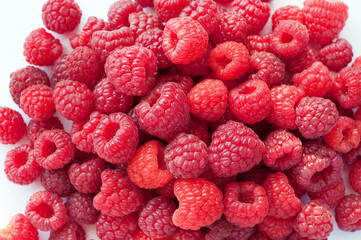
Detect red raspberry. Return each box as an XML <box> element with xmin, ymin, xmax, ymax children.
<box><xmin>65</xmin><ymin>192</ymin><xmax>99</xmax><ymax>224</ymax></box>
<box><xmin>209</xmin><ymin>41</ymin><xmax>250</xmax><ymax>80</ymax></box>
<box><xmin>204</xmin><ymin>216</ymin><xmax>234</xmax><ymax>240</ymax></box>
<box><xmin>238</xmin><ymin>165</ymin><xmax>275</xmax><ymax>186</ymax></box>
<box><xmin>344</xmin><ymin>141</ymin><xmax>361</xmax><ymax>165</ymax></box>
<box><xmin>272</xmin><ymin>5</ymin><xmax>304</xmax><ymax>30</ymax></box>
<box><xmin>201</xmin><ymin>166</ymin><xmax>237</xmax><ymax>192</ymax></box>
<box><xmin>231</xmin><ymin>0</ymin><xmax>270</xmax><ymax>35</ymax></box>
<box><xmin>51</xmin><ymin>54</ymin><xmax>68</xmax><ymax>86</ymax></box>
<box><xmin>303</xmin><ymin>0</ymin><xmax>348</xmax><ymax>44</ymax></box>
<box><xmin>157</xmin><ymin>178</ymin><xmax>176</xmax><ymax>199</ymax></box>
<box><xmin>128</xmin><ymin>11</ymin><xmax>161</xmax><ymax>38</ymax></box>
<box><xmin>135</xmin><ymin>82</ymin><xmax>190</xmax><ymax>141</ymax></box>
<box><xmin>335</xmin><ymin>194</ymin><xmax>361</xmax><ymax>232</ymax></box>
<box><xmin>0</xmin><ymin>214</ymin><xmax>38</xmax><ymax>240</ymax></box>
<box><xmin>49</xmin><ymin>221</ymin><xmax>85</xmax><ymax>240</ymax></box>
<box><xmin>163</xmin><ymin>17</ymin><xmax>208</xmax><ymax>65</ymax></box>
<box><xmin>4</xmin><ymin>145</ymin><xmax>41</xmax><ymax>185</ymax></box>
<box><xmin>172</xmin><ymin>229</ymin><xmax>205</xmax><ymax>240</ymax></box>
<box><xmin>173</xmin><ymin>178</ymin><xmax>224</xmax><ymax>230</ymax></box>
<box><xmin>319</xmin><ymin>38</ymin><xmax>353</xmax><ymax>71</ymax></box>
<box><xmin>20</xmin><ymin>84</ymin><xmax>55</xmax><ymax>121</ymax></box>
<box><xmin>136</xmin><ymin>0</ymin><xmax>153</xmax><ymax>7</ymax></box>
<box><xmin>294</xmin><ymin>199</ymin><xmax>333</xmax><ymax>239</ymax></box>
<box><xmin>0</xmin><ymin>107</ymin><xmax>26</xmax><ymax>144</ymax></box>
<box><xmin>134</xmin><ymin>229</ymin><xmax>171</xmax><ymax>240</ymax></box>
<box><xmin>257</xmin><ymin>216</ymin><xmax>294</xmax><ymax>240</ymax></box>
<box><xmin>42</xmin><ymin>0</ymin><xmax>81</xmax><ymax>33</ymax></box>
<box><xmin>293</xmin><ymin>141</ymin><xmax>343</xmax><ymax>192</ymax></box>
<box><xmin>107</xmin><ymin>0</ymin><xmax>142</xmax><ymax>29</ymax></box>
<box><xmin>189</xmin><ymin>118</ymin><xmax>210</xmax><ymax>145</ymax></box>
<box><xmin>284</xmin><ymin>46</ymin><xmax>318</xmax><ymax>74</ymax></box>
<box><xmin>155</xmin><ymin>72</ymin><xmax>194</xmax><ymax>94</ymax></box>
<box><xmin>262</xmin><ymin>172</ymin><xmax>303</xmax><ymax>219</ymax></box>
<box><xmin>352</xmin><ymin>56</ymin><xmax>361</xmax><ymax>69</ymax></box>
<box><xmin>154</xmin><ymin>0</ymin><xmax>191</xmax><ymax>22</ymax></box>
<box><xmin>9</xmin><ymin>66</ymin><xmax>50</xmax><ymax>105</ymax></box>
<box><xmin>248</xmin><ymin>51</ymin><xmax>285</xmax><ymax>87</ymax></box>
<box><xmin>349</xmin><ymin>160</ymin><xmax>361</xmax><ymax>195</ymax></box>
<box><xmin>224</xmin><ymin>181</ymin><xmax>268</xmax><ymax>228</ymax></box>
<box><xmin>245</xmin><ymin>34</ymin><xmax>273</xmax><ymax>53</ymax></box>
<box><xmin>211</xmin><ymin>11</ymin><xmax>247</xmax><ymax>44</ymax></box>
<box><xmin>41</xmin><ymin>168</ymin><xmax>76</xmax><ymax>197</ymax></box>
<box><xmin>308</xmin><ymin>177</ymin><xmax>345</xmax><ymax>208</ymax></box>
<box><xmin>96</xmin><ymin>213</ymin><xmax>139</xmax><ymax>240</ymax></box>
<box><xmin>54</xmin><ymin>80</ymin><xmax>93</xmax><ymax>121</ymax></box>
<box><xmin>285</xmin><ymin>169</ymin><xmax>307</xmax><ymax>199</ymax></box>
<box><xmin>248</xmin><ymin>233</ymin><xmax>268</xmax><ymax>240</ymax></box>
<box><xmin>25</xmin><ymin>191</ymin><xmax>67</xmax><ymax>231</ymax></box>
<box><xmin>27</xmin><ymin>117</ymin><xmax>63</xmax><ymax>144</ymax></box>
<box><xmin>93</xmin><ymin>169</ymin><xmax>143</xmax><ymax>217</ymax></box>
<box><xmin>229</xmin><ymin>79</ymin><xmax>271</xmax><ymax>124</ymax></box>
<box><xmin>23</xmin><ymin>28</ymin><xmax>63</xmax><ymax>66</ymax></box>
<box><xmin>208</xmin><ymin>121</ymin><xmax>265</xmax><ymax>177</ymax></box>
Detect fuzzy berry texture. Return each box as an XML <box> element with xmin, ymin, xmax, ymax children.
<box><xmin>41</xmin><ymin>167</ymin><xmax>76</xmax><ymax>197</ymax></box>
<box><xmin>107</xmin><ymin>0</ymin><xmax>142</xmax><ymax>29</ymax></box>
<box><xmin>0</xmin><ymin>107</ymin><xmax>26</xmax><ymax>144</ymax></box>
<box><xmin>27</xmin><ymin>117</ymin><xmax>63</xmax><ymax>143</ymax></box>
<box><xmin>0</xmin><ymin>213</ymin><xmax>38</xmax><ymax>240</ymax></box>
<box><xmin>319</xmin><ymin>38</ymin><xmax>353</xmax><ymax>71</ymax></box>
<box><xmin>96</xmin><ymin>213</ymin><xmax>139</xmax><ymax>240</ymax></box>
<box><xmin>211</xmin><ymin>11</ymin><xmax>247</xmax><ymax>44</ymax></box>
<box><xmin>65</xmin><ymin>192</ymin><xmax>99</xmax><ymax>225</ymax></box>
<box><xmin>336</xmin><ymin>194</ymin><xmax>361</xmax><ymax>232</ymax></box>
<box><xmin>49</xmin><ymin>221</ymin><xmax>85</xmax><ymax>240</ymax></box>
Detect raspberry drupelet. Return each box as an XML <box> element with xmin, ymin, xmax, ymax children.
<box><xmin>0</xmin><ymin>107</ymin><xmax>26</xmax><ymax>144</ymax></box>
<box><xmin>65</xmin><ymin>192</ymin><xmax>99</xmax><ymax>225</ymax></box>
<box><xmin>49</xmin><ymin>221</ymin><xmax>85</xmax><ymax>240</ymax></box>
<box><xmin>96</xmin><ymin>213</ymin><xmax>139</xmax><ymax>240</ymax></box>
<box><xmin>0</xmin><ymin>213</ymin><xmax>38</xmax><ymax>240</ymax></box>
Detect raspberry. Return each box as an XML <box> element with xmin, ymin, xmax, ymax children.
<box><xmin>172</xmin><ymin>229</ymin><xmax>205</xmax><ymax>240</ymax></box>
<box><xmin>257</xmin><ymin>216</ymin><xmax>294</xmax><ymax>240</ymax></box>
<box><xmin>4</xmin><ymin>145</ymin><xmax>41</xmax><ymax>185</ymax></box>
<box><xmin>0</xmin><ymin>107</ymin><xmax>26</xmax><ymax>144</ymax></box>
<box><xmin>9</xmin><ymin>66</ymin><xmax>50</xmax><ymax>105</ymax></box>
<box><xmin>107</xmin><ymin>0</ymin><xmax>142</xmax><ymax>29</ymax></box>
<box><xmin>229</xmin><ymin>79</ymin><xmax>271</xmax><ymax>125</ymax></box>
<box><xmin>323</xmin><ymin>116</ymin><xmax>360</xmax><ymax>153</ymax></box>
<box><xmin>0</xmin><ymin>214</ymin><xmax>38</xmax><ymax>240</ymax></box>
<box><xmin>319</xmin><ymin>38</ymin><xmax>353</xmax><ymax>71</ymax></box>
<box><xmin>23</xmin><ymin>28</ymin><xmax>63</xmax><ymax>66</ymax></box>
<box><xmin>245</xmin><ymin>34</ymin><xmax>273</xmax><ymax>53</ymax></box>
<box><xmin>27</xmin><ymin>117</ymin><xmax>63</xmax><ymax>144</ymax></box>
<box><xmin>173</xmin><ymin>178</ymin><xmax>224</xmax><ymax>230</ymax></box>
<box><xmin>294</xmin><ymin>199</ymin><xmax>333</xmax><ymax>239</ymax></box>
<box><xmin>25</xmin><ymin>191</ymin><xmax>67</xmax><ymax>231</ymax></box>
<box><xmin>201</xmin><ymin>166</ymin><xmax>237</xmax><ymax>192</ymax></box>
<box><xmin>42</xmin><ymin>0</ymin><xmax>82</xmax><ymax>33</ymax></box>
<box><xmin>303</xmin><ymin>0</ymin><xmax>349</xmax><ymax>44</ymax></box>
<box><xmin>96</xmin><ymin>213</ymin><xmax>139</xmax><ymax>240</ymax></box>
<box><xmin>348</xmin><ymin>160</ymin><xmax>361</xmax><ymax>195</ymax></box>
<box><xmin>54</xmin><ymin>80</ymin><xmax>93</xmax><ymax>121</ymax></box>
<box><xmin>154</xmin><ymin>0</ymin><xmax>191</xmax><ymax>22</ymax></box>
<box><xmin>248</xmin><ymin>51</ymin><xmax>285</xmax><ymax>87</ymax></box>
<box><xmin>272</xmin><ymin>5</ymin><xmax>304</xmax><ymax>30</ymax></box>
<box><xmin>128</xmin><ymin>11</ymin><xmax>161</xmax><ymax>39</ymax></box>
<box><xmin>157</xmin><ymin>178</ymin><xmax>176</xmax><ymax>199</ymax></box>
<box><xmin>352</xmin><ymin>56</ymin><xmax>361</xmax><ymax>69</ymax></box>
<box><xmin>163</xmin><ymin>17</ymin><xmax>208</xmax><ymax>65</ymax></box>
<box><xmin>105</xmin><ymin>45</ymin><xmax>157</xmax><ymax>96</ymax></box>
<box><xmin>65</xmin><ymin>192</ymin><xmax>99</xmax><ymax>224</ymax></box>
<box><xmin>51</xmin><ymin>54</ymin><xmax>68</xmax><ymax>86</ymax></box>
<box><xmin>41</xmin><ymin>167</ymin><xmax>76</xmax><ymax>197</ymax></box>
<box><xmin>49</xmin><ymin>221</ymin><xmax>85</xmax><ymax>240</ymax></box>
<box><xmin>262</xmin><ymin>172</ymin><xmax>302</xmax><ymax>219</ymax></box>
<box><xmin>211</xmin><ymin>11</ymin><xmax>247</xmax><ymax>44</ymax></box>
<box><xmin>93</xmin><ymin>169</ymin><xmax>143</xmax><ymax>217</ymax></box>
<box><xmin>209</xmin><ymin>41</ymin><xmax>250</xmax><ymax>80</ymax></box>
<box><xmin>155</xmin><ymin>72</ymin><xmax>194</xmax><ymax>94</ymax></box>
<box><xmin>335</xmin><ymin>194</ymin><xmax>361</xmax><ymax>232</ymax></box>
<box><xmin>238</xmin><ymin>165</ymin><xmax>275</xmax><ymax>186</ymax></box>
<box><xmin>231</xmin><ymin>0</ymin><xmax>270</xmax><ymax>35</ymax></box>
<box><xmin>284</xmin><ymin>46</ymin><xmax>318</xmax><ymax>74</ymax></box>
<box><xmin>344</xmin><ymin>142</ymin><xmax>361</xmax><ymax>165</ymax></box>
<box><xmin>308</xmin><ymin>177</ymin><xmax>345</xmax><ymax>208</ymax></box>
<box><xmin>208</xmin><ymin>121</ymin><xmax>265</xmax><ymax>177</ymax></box>
<box><xmin>134</xmin><ymin>229</ymin><xmax>171</xmax><ymax>240</ymax></box>
<box><xmin>293</xmin><ymin>141</ymin><xmax>343</xmax><ymax>192</ymax></box>
<box><xmin>224</xmin><ymin>181</ymin><xmax>269</xmax><ymax>228</ymax></box>
<box><xmin>20</xmin><ymin>84</ymin><xmax>55</xmax><ymax>121</ymax></box>
<box><xmin>285</xmin><ymin>169</ymin><xmax>307</xmax><ymax>199</ymax></box>
<box><xmin>188</xmin><ymin>118</ymin><xmax>210</xmax><ymax>145</ymax></box>
<box><xmin>204</xmin><ymin>216</ymin><xmax>234</xmax><ymax>240</ymax></box>
<box><xmin>135</xmin><ymin>82</ymin><xmax>190</xmax><ymax>141</ymax></box>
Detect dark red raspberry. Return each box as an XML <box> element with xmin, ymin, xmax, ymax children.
<box><xmin>294</xmin><ymin>199</ymin><xmax>333</xmax><ymax>239</ymax></box>
<box><xmin>42</xmin><ymin>0</ymin><xmax>81</xmax><ymax>33</ymax></box>
<box><xmin>23</xmin><ymin>28</ymin><xmax>63</xmax><ymax>66</ymax></box>
<box><xmin>25</xmin><ymin>191</ymin><xmax>67</xmax><ymax>231</ymax></box>
<box><xmin>208</xmin><ymin>121</ymin><xmax>265</xmax><ymax>177</ymax></box>
<box><xmin>93</xmin><ymin>169</ymin><xmax>143</xmax><ymax>217</ymax></box>
<box><xmin>154</xmin><ymin>0</ymin><xmax>191</xmax><ymax>22</ymax></box>
<box><xmin>107</xmin><ymin>0</ymin><xmax>142</xmax><ymax>29</ymax></box>
<box><xmin>284</xmin><ymin>46</ymin><xmax>318</xmax><ymax>74</ymax></box>
<box><xmin>229</xmin><ymin>79</ymin><xmax>271</xmax><ymax>125</ymax></box>
<box><xmin>54</xmin><ymin>80</ymin><xmax>93</xmax><ymax>121</ymax></box>
<box><xmin>262</xmin><ymin>172</ymin><xmax>302</xmax><ymax>219</ymax></box>
<box><xmin>352</xmin><ymin>56</ymin><xmax>361</xmax><ymax>69</ymax></box>
<box><xmin>136</xmin><ymin>0</ymin><xmax>153</xmax><ymax>7</ymax></box>
<box><xmin>157</xmin><ymin>178</ymin><xmax>176</xmax><ymax>199</ymax></box>
<box><xmin>65</xmin><ymin>192</ymin><xmax>99</xmax><ymax>224</ymax></box>
<box><xmin>204</xmin><ymin>216</ymin><xmax>235</xmax><ymax>240</ymax></box>
<box><xmin>20</xmin><ymin>84</ymin><xmax>55</xmax><ymax>121</ymax></box>
<box><xmin>293</xmin><ymin>141</ymin><xmax>343</xmax><ymax>192</ymax></box>
<box><xmin>27</xmin><ymin>117</ymin><xmax>63</xmax><ymax>144</ymax></box>
<box><xmin>41</xmin><ymin>167</ymin><xmax>76</xmax><ymax>197</ymax></box>
<box><xmin>49</xmin><ymin>221</ymin><xmax>85</xmax><ymax>240</ymax></box>
<box><xmin>211</xmin><ymin>11</ymin><xmax>247</xmax><ymax>44</ymax></box>
<box><xmin>96</xmin><ymin>213</ymin><xmax>139</xmax><ymax>240</ymax></box>
<box><xmin>303</xmin><ymin>0</ymin><xmax>348</xmax><ymax>44</ymax></box>
<box><xmin>335</xmin><ymin>194</ymin><xmax>361</xmax><ymax>232</ymax></box>
<box><xmin>308</xmin><ymin>176</ymin><xmax>345</xmax><ymax>208</ymax></box>
<box><xmin>201</xmin><ymin>165</ymin><xmax>237</xmax><ymax>192</ymax></box>
<box><xmin>0</xmin><ymin>107</ymin><xmax>26</xmax><ymax>144</ymax></box>
<box><xmin>156</xmin><ymin>72</ymin><xmax>194</xmax><ymax>94</ymax></box>
<box><xmin>189</xmin><ymin>118</ymin><xmax>210</xmax><ymax>145</ymax></box>
<box><xmin>163</xmin><ymin>17</ymin><xmax>208</xmax><ymax>65</ymax></box>
<box><xmin>272</xmin><ymin>5</ymin><xmax>304</xmax><ymax>30</ymax></box>
<box><xmin>245</xmin><ymin>34</ymin><xmax>273</xmax><ymax>53</ymax></box>
<box><xmin>333</xmin><ymin>67</ymin><xmax>361</xmax><ymax>109</ymax></box>
<box><xmin>173</xmin><ymin>178</ymin><xmax>224</xmax><ymax>230</ymax></box>
<box><xmin>349</xmin><ymin>160</ymin><xmax>361</xmax><ymax>195</ymax></box>
<box><xmin>4</xmin><ymin>145</ymin><xmax>41</xmax><ymax>185</ymax></box>
<box><xmin>257</xmin><ymin>216</ymin><xmax>294</xmax><ymax>240</ymax></box>
<box><xmin>134</xmin><ymin>229</ymin><xmax>171</xmax><ymax>240</ymax></box>
<box><xmin>172</xmin><ymin>229</ymin><xmax>205</xmax><ymax>240</ymax></box>
<box><xmin>51</xmin><ymin>54</ymin><xmax>68</xmax><ymax>86</ymax></box>
<box><xmin>224</xmin><ymin>181</ymin><xmax>268</xmax><ymax>228</ymax></box>
<box><xmin>344</xmin><ymin>142</ymin><xmax>361</xmax><ymax>165</ymax></box>
<box><xmin>231</xmin><ymin>0</ymin><xmax>270</xmax><ymax>35</ymax></box>
<box><xmin>248</xmin><ymin>51</ymin><xmax>285</xmax><ymax>87</ymax></box>
<box><xmin>128</xmin><ymin>11</ymin><xmax>162</xmax><ymax>38</ymax></box>
<box><xmin>9</xmin><ymin>66</ymin><xmax>50</xmax><ymax>105</ymax></box>
<box><xmin>238</xmin><ymin>165</ymin><xmax>275</xmax><ymax>186</ymax></box>
<box><xmin>319</xmin><ymin>38</ymin><xmax>353</xmax><ymax>71</ymax></box>
<box><xmin>0</xmin><ymin>213</ymin><xmax>38</xmax><ymax>240</ymax></box>
<box><xmin>209</xmin><ymin>41</ymin><xmax>249</xmax><ymax>80</ymax></box>
<box><xmin>248</xmin><ymin>233</ymin><xmax>268</xmax><ymax>240</ymax></box>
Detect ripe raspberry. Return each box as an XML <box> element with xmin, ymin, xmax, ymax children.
<box><xmin>9</xmin><ymin>66</ymin><xmax>50</xmax><ymax>105</ymax></box>
<box><xmin>157</xmin><ymin>178</ymin><xmax>176</xmax><ymax>199</ymax></box>
<box><xmin>204</xmin><ymin>216</ymin><xmax>234</xmax><ymax>240</ymax></box>
<box><xmin>23</xmin><ymin>28</ymin><xmax>63</xmax><ymax>66</ymax></box>
<box><xmin>65</xmin><ymin>192</ymin><xmax>99</xmax><ymax>224</ymax></box>
<box><xmin>238</xmin><ymin>165</ymin><xmax>275</xmax><ymax>186</ymax></box>
<box><xmin>293</xmin><ymin>141</ymin><xmax>343</xmax><ymax>192</ymax></box>
<box><xmin>352</xmin><ymin>56</ymin><xmax>361</xmax><ymax>69</ymax></box>
<box><xmin>133</xmin><ymin>229</ymin><xmax>171</xmax><ymax>240</ymax></box>
<box><xmin>224</xmin><ymin>181</ymin><xmax>268</xmax><ymax>228</ymax></box>
<box><xmin>0</xmin><ymin>107</ymin><xmax>26</xmax><ymax>144</ymax></box>
<box><xmin>0</xmin><ymin>214</ymin><xmax>38</xmax><ymax>240</ymax></box>
<box><xmin>172</xmin><ymin>229</ymin><xmax>205</xmax><ymax>240</ymax></box>
<box><xmin>49</xmin><ymin>221</ymin><xmax>85</xmax><ymax>240</ymax></box>
<box><xmin>128</xmin><ymin>11</ymin><xmax>161</xmax><ymax>39</ymax></box>
<box><xmin>42</xmin><ymin>0</ymin><xmax>82</xmax><ymax>33</ymax></box>
<box><xmin>54</xmin><ymin>80</ymin><xmax>93</xmax><ymax>121</ymax></box>
<box><xmin>25</xmin><ymin>191</ymin><xmax>67</xmax><ymax>231</ymax></box>
<box><xmin>284</xmin><ymin>46</ymin><xmax>318</xmax><ymax>74</ymax></box>
<box><xmin>257</xmin><ymin>216</ymin><xmax>294</xmax><ymax>240</ymax></box>
<box><xmin>201</xmin><ymin>166</ymin><xmax>237</xmax><ymax>192</ymax></box>
<box><xmin>303</xmin><ymin>0</ymin><xmax>348</xmax><ymax>44</ymax></box>
<box><xmin>285</xmin><ymin>169</ymin><xmax>307</xmax><ymax>199</ymax></box>
<box><xmin>4</xmin><ymin>145</ymin><xmax>41</xmax><ymax>185</ymax></box>
<box><xmin>245</xmin><ymin>34</ymin><xmax>273</xmax><ymax>53</ymax></box>
<box><xmin>41</xmin><ymin>167</ymin><xmax>76</xmax><ymax>197</ymax></box>
<box><xmin>211</xmin><ymin>11</ymin><xmax>247</xmax><ymax>44</ymax></box>
<box><xmin>272</xmin><ymin>5</ymin><xmax>304</xmax><ymax>30</ymax></box>
<box><xmin>229</xmin><ymin>79</ymin><xmax>271</xmax><ymax>125</ymax></box>
<box><xmin>188</xmin><ymin>118</ymin><xmax>210</xmax><ymax>146</ymax></box>
<box><xmin>319</xmin><ymin>38</ymin><xmax>353</xmax><ymax>71</ymax></box>
<box><xmin>333</xmin><ymin>67</ymin><xmax>361</xmax><ymax>109</ymax></box>
<box><xmin>163</xmin><ymin>17</ymin><xmax>208</xmax><ymax>65</ymax></box>
<box><xmin>262</xmin><ymin>172</ymin><xmax>303</xmax><ymax>219</ymax></box>
<box><xmin>348</xmin><ymin>160</ymin><xmax>361</xmax><ymax>195</ymax></box>
<box><xmin>136</xmin><ymin>0</ymin><xmax>153</xmax><ymax>7</ymax></box>
<box><xmin>231</xmin><ymin>0</ymin><xmax>270</xmax><ymax>35</ymax></box>
<box><xmin>107</xmin><ymin>0</ymin><xmax>142</xmax><ymax>29</ymax></box>
<box><xmin>335</xmin><ymin>194</ymin><xmax>361</xmax><ymax>232</ymax></box>
<box><xmin>308</xmin><ymin>177</ymin><xmax>345</xmax><ymax>208</ymax></box>
<box><xmin>156</xmin><ymin>72</ymin><xmax>194</xmax><ymax>94</ymax></box>
<box><xmin>294</xmin><ymin>199</ymin><xmax>333</xmax><ymax>239</ymax></box>
<box><xmin>27</xmin><ymin>117</ymin><xmax>63</xmax><ymax>144</ymax></box>
<box><xmin>173</xmin><ymin>178</ymin><xmax>224</xmax><ymax>230</ymax></box>
<box><xmin>51</xmin><ymin>54</ymin><xmax>68</xmax><ymax>86</ymax></box>
<box><xmin>154</xmin><ymin>0</ymin><xmax>191</xmax><ymax>22</ymax></box>
<box><xmin>344</xmin><ymin>142</ymin><xmax>361</xmax><ymax>165</ymax></box>
<box><xmin>96</xmin><ymin>213</ymin><xmax>139</xmax><ymax>240</ymax></box>
<box><xmin>209</xmin><ymin>41</ymin><xmax>249</xmax><ymax>80</ymax></box>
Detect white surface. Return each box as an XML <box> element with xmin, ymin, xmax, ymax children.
<box><xmin>0</xmin><ymin>0</ymin><xmax>360</xmax><ymax>239</ymax></box>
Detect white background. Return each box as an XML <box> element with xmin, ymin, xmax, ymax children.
<box><xmin>0</xmin><ymin>0</ymin><xmax>360</xmax><ymax>239</ymax></box>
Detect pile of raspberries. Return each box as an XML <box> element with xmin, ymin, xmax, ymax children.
<box><xmin>1</xmin><ymin>0</ymin><xmax>361</xmax><ymax>239</ymax></box>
